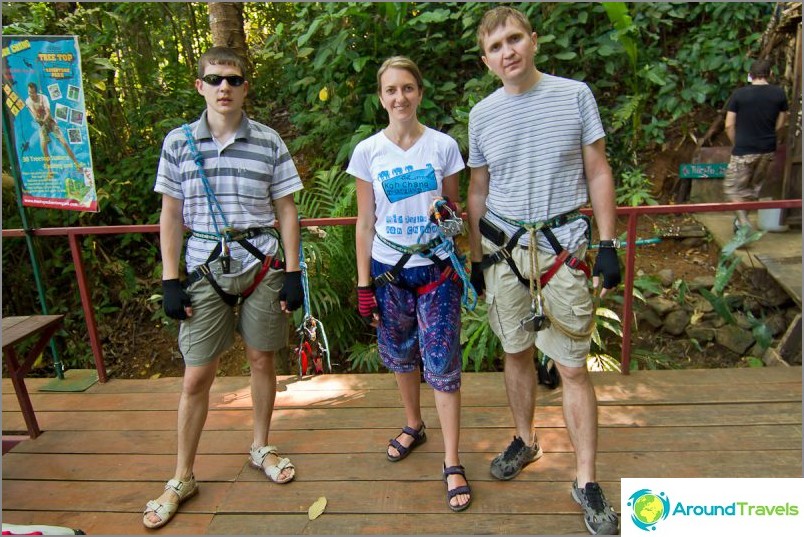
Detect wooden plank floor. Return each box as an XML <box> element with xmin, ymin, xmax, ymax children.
<box><xmin>2</xmin><ymin>368</ymin><xmax>802</xmax><ymax>535</ymax></box>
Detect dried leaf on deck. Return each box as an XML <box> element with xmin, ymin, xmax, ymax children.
<box><xmin>307</xmin><ymin>496</ymin><xmax>327</xmax><ymax>520</ymax></box>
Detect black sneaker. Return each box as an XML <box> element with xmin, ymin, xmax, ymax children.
<box><xmin>489</xmin><ymin>435</ymin><xmax>543</xmax><ymax>480</ymax></box>
<box><xmin>571</xmin><ymin>480</ymin><xmax>620</xmax><ymax>535</ymax></box>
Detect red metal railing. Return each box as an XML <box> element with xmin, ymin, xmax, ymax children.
<box><xmin>2</xmin><ymin>199</ymin><xmax>800</xmax><ymax>380</ymax></box>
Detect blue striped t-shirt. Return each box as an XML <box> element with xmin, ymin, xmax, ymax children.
<box><xmin>468</xmin><ymin>74</ymin><xmax>605</xmax><ymax>253</ymax></box>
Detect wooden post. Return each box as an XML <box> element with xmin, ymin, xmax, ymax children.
<box><xmin>781</xmin><ymin>23</ymin><xmax>802</xmax><ymax>226</ymax></box>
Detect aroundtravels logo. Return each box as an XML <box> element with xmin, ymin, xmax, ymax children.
<box><xmin>622</xmin><ymin>479</ymin><xmax>804</xmax><ymax>535</ymax></box>
<box><xmin>627</xmin><ymin>489</ymin><xmax>671</xmax><ymax>531</ymax></box>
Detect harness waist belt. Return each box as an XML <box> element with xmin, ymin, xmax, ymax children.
<box><xmin>479</xmin><ymin>213</ymin><xmax>591</xmax><ymax>288</ymax></box>
<box><xmin>374</xmin><ymin>234</ymin><xmax>451</xmax><ymax>288</ymax></box>
<box><xmin>185</xmin><ymin>256</ymin><xmax>284</xmax><ymax>307</ymax></box>
<box><xmin>185</xmin><ymin>256</ymin><xmax>284</xmax><ymax>287</ymax></box>
<box><xmin>191</xmin><ymin>226</ymin><xmax>277</xmax><ymax>242</ymax></box>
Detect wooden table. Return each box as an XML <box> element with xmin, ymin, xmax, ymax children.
<box><xmin>2</xmin><ymin>315</ymin><xmax>64</xmax><ymax>438</ymax></box>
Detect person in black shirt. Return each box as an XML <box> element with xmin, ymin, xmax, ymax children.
<box><xmin>723</xmin><ymin>59</ymin><xmax>789</xmax><ymax>231</ymax></box>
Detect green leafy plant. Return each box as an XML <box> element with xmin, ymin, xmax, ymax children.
<box><xmin>588</xmin><ymin>303</ymin><xmax>623</xmax><ymax>372</ymax></box>
<box><xmin>701</xmin><ymin>226</ymin><xmax>765</xmax><ymax>324</ymax></box>
<box><xmin>673</xmin><ymin>278</ymin><xmax>690</xmax><ymax>306</ymax></box>
<box><xmin>628</xmin><ymin>348</ymin><xmax>680</xmax><ymax>371</ymax></box>
<box><xmin>346</xmin><ymin>340</ymin><xmax>381</xmax><ymax>373</ymax></box>
<box><xmin>616</xmin><ymin>168</ymin><xmax>659</xmax><ymax>207</ymax></box>
<box><xmin>460</xmin><ymin>301</ymin><xmax>503</xmax><ymax>372</ymax></box>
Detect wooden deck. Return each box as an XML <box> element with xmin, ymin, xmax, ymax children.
<box><xmin>2</xmin><ymin>367</ymin><xmax>802</xmax><ymax>535</ymax></box>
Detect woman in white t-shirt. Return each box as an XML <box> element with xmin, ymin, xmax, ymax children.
<box><xmin>347</xmin><ymin>56</ymin><xmax>471</xmax><ymax>512</ymax></box>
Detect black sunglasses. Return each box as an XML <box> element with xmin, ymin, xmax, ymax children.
<box><xmin>201</xmin><ymin>74</ymin><xmax>246</xmax><ymax>87</ymax></box>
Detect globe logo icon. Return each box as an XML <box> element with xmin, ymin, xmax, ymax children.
<box><xmin>627</xmin><ymin>489</ymin><xmax>670</xmax><ymax>531</ymax></box>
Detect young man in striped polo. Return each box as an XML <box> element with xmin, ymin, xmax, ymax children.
<box><xmin>466</xmin><ymin>7</ymin><xmax>621</xmax><ymax>535</ymax></box>
<box><xmin>144</xmin><ymin>47</ymin><xmax>304</xmax><ymax>529</ymax></box>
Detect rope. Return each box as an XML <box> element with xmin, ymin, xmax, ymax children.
<box><xmin>520</xmin><ymin>224</ymin><xmax>595</xmax><ymax>341</ymax></box>
<box><xmin>182</xmin><ymin>124</ymin><xmax>230</xmax><ymax>239</ymax></box>
<box><xmin>299</xmin><ymin>226</ymin><xmax>312</xmax><ymax>317</ymax></box>
<box><xmin>295</xmin><ymin>216</ymin><xmax>331</xmax><ymax>375</ymax></box>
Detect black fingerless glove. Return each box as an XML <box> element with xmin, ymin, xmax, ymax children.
<box><xmin>592</xmin><ymin>247</ymin><xmax>622</xmax><ymax>289</ymax></box>
<box><xmin>470</xmin><ymin>261</ymin><xmax>486</xmax><ymax>296</ymax></box>
<box><xmin>279</xmin><ymin>271</ymin><xmax>304</xmax><ymax>311</ymax></box>
<box><xmin>162</xmin><ymin>279</ymin><xmax>191</xmax><ymax>320</ymax></box>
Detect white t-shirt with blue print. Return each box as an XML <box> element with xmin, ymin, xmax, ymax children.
<box><xmin>347</xmin><ymin>126</ymin><xmax>465</xmax><ymax>267</ymax></box>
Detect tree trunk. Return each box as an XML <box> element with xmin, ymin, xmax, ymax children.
<box><xmin>207</xmin><ymin>2</ymin><xmax>251</xmax><ymax>113</ymax></box>
<box><xmin>759</xmin><ymin>3</ymin><xmax>801</xmax><ymax>94</ymax></box>
<box><xmin>208</xmin><ymin>3</ymin><xmax>248</xmax><ymax>62</ymax></box>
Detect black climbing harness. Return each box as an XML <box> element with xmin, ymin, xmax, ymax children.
<box><xmin>373</xmin><ymin>199</ymin><xmax>477</xmax><ymax>310</ymax></box>
<box><xmin>479</xmin><ymin>208</ymin><xmax>595</xmax><ymax>338</ymax></box>
<box><xmin>479</xmin><ymin>208</ymin><xmax>592</xmax><ymax>289</ymax></box>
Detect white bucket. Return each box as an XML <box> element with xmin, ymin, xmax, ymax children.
<box><xmin>757</xmin><ymin>199</ymin><xmax>789</xmax><ymax>232</ymax></box>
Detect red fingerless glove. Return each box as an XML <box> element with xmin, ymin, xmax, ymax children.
<box><xmin>357</xmin><ymin>285</ymin><xmax>378</xmax><ymax>324</ymax></box>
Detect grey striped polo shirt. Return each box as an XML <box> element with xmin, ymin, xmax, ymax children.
<box><xmin>468</xmin><ymin>74</ymin><xmax>605</xmax><ymax>253</ymax></box>
<box><xmin>154</xmin><ymin>111</ymin><xmax>303</xmax><ymax>274</ymax></box>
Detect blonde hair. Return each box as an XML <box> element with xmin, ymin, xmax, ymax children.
<box><xmin>477</xmin><ymin>6</ymin><xmax>533</xmax><ymax>52</ymax></box>
<box><xmin>376</xmin><ymin>56</ymin><xmax>424</xmax><ymax>93</ymax></box>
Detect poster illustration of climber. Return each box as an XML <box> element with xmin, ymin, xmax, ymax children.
<box><xmin>2</xmin><ymin>35</ymin><xmax>97</xmax><ymax>212</ymax></box>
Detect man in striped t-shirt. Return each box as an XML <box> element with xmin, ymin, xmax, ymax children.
<box><xmin>467</xmin><ymin>7</ymin><xmax>620</xmax><ymax>535</ymax></box>
<box><xmin>144</xmin><ymin>47</ymin><xmax>303</xmax><ymax>529</ymax></box>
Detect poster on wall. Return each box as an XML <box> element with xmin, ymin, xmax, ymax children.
<box><xmin>2</xmin><ymin>35</ymin><xmax>97</xmax><ymax>212</ymax></box>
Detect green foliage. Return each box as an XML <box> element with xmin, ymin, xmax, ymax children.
<box><xmin>294</xmin><ymin>166</ymin><xmax>363</xmax><ymax>363</ymax></box>
<box><xmin>588</xmin><ymin>302</ymin><xmax>623</xmax><ymax>372</ymax></box>
<box><xmin>628</xmin><ymin>348</ymin><xmax>680</xmax><ymax>371</ymax></box>
<box><xmin>747</xmin><ymin>311</ymin><xmax>773</xmax><ymax>353</ymax></box>
<box><xmin>742</xmin><ymin>356</ymin><xmax>765</xmax><ymax>368</ymax></box>
<box><xmin>673</xmin><ymin>278</ymin><xmax>690</xmax><ymax>306</ymax></box>
<box><xmin>587</xmin><ymin>352</ymin><xmax>622</xmax><ymax>372</ymax></box>
<box><xmin>346</xmin><ymin>340</ymin><xmax>381</xmax><ymax>373</ymax></box>
<box><xmin>616</xmin><ymin>168</ymin><xmax>659</xmax><ymax>207</ymax></box>
<box><xmin>701</xmin><ymin>225</ymin><xmax>765</xmax><ymax>325</ymax></box>
<box><xmin>633</xmin><ymin>274</ymin><xmax>663</xmax><ymax>297</ymax></box>
<box><xmin>256</xmin><ymin>2</ymin><xmax>490</xmax><ymax>169</ymax></box>
<box><xmin>461</xmin><ymin>301</ymin><xmax>503</xmax><ymax>372</ymax></box>
<box><xmin>699</xmin><ymin>287</ymin><xmax>737</xmax><ymax>326</ymax></box>
<box><xmin>593</xmin><ymin>268</ymin><xmax>684</xmax><ymax>371</ymax></box>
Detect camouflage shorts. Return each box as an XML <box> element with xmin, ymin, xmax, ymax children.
<box><xmin>723</xmin><ymin>152</ymin><xmax>774</xmax><ymax>202</ymax></box>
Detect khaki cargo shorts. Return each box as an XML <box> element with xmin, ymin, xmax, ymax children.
<box><xmin>723</xmin><ymin>152</ymin><xmax>774</xmax><ymax>202</ymax></box>
<box><xmin>481</xmin><ymin>236</ymin><xmax>593</xmax><ymax>368</ymax></box>
<box><xmin>178</xmin><ymin>259</ymin><xmax>289</xmax><ymax>366</ymax></box>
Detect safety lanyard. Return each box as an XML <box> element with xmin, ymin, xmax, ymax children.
<box><xmin>296</xmin><ymin>218</ymin><xmax>331</xmax><ymax>375</ymax></box>
<box><xmin>429</xmin><ymin>199</ymin><xmax>477</xmax><ymax>310</ymax></box>
<box><xmin>182</xmin><ymin>124</ymin><xmax>231</xmax><ymax>246</ymax></box>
